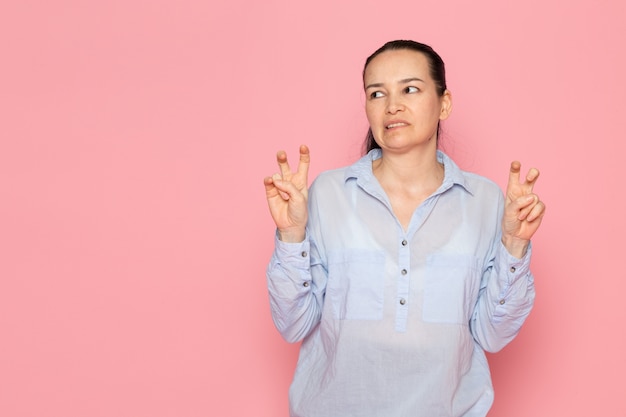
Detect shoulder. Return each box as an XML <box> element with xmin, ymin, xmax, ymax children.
<box><xmin>457</xmin><ymin>170</ymin><xmax>506</xmax><ymax>222</ymax></box>
<box><xmin>440</xmin><ymin>151</ymin><xmax>503</xmax><ymax>200</ymax></box>
<box><xmin>310</xmin><ymin>166</ymin><xmax>349</xmax><ymax>193</ymax></box>
<box><xmin>311</xmin><ymin>151</ymin><xmax>376</xmax><ymax>191</ymax></box>
<box><xmin>462</xmin><ymin>171</ymin><xmax>503</xmax><ymax>198</ymax></box>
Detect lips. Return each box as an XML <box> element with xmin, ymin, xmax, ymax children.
<box><xmin>385</xmin><ymin>121</ymin><xmax>409</xmax><ymax>129</ymax></box>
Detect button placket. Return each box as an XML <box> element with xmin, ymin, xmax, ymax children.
<box><xmin>395</xmin><ymin>235</ymin><xmax>411</xmax><ymax>332</ymax></box>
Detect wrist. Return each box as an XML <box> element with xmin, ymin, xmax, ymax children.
<box><xmin>277</xmin><ymin>227</ymin><xmax>306</xmax><ymax>243</ymax></box>
<box><xmin>501</xmin><ymin>235</ymin><xmax>529</xmax><ymax>259</ymax></box>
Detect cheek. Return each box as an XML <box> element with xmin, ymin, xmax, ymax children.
<box><xmin>364</xmin><ymin>103</ymin><xmax>380</xmax><ymax>126</ymax></box>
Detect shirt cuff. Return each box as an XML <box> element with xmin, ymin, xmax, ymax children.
<box><xmin>497</xmin><ymin>240</ymin><xmax>533</xmax><ymax>285</ymax></box>
<box><xmin>273</xmin><ymin>231</ymin><xmax>311</xmax><ymax>268</ymax></box>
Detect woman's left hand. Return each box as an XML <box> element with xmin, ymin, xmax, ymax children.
<box><xmin>501</xmin><ymin>161</ymin><xmax>546</xmax><ymax>258</ymax></box>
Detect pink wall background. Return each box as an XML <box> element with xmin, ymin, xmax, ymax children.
<box><xmin>1</xmin><ymin>0</ymin><xmax>624</xmax><ymax>415</ymax></box>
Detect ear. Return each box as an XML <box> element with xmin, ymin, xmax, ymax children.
<box><xmin>439</xmin><ymin>89</ymin><xmax>452</xmax><ymax>120</ymax></box>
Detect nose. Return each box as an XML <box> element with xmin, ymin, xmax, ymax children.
<box><xmin>385</xmin><ymin>93</ymin><xmax>405</xmax><ymax>114</ymax></box>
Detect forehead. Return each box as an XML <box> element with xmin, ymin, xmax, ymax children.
<box><xmin>364</xmin><ymin>49</ymin><xmax>431</xmax><ymax>83</ymax></box>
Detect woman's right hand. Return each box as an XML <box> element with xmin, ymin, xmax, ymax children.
<box><xmin>263</xmin><ymin>145</ymin><xmax>310</xmax><ymax>243</ymax></box>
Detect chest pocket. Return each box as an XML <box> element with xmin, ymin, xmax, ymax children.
<box><xmin>422</xmin><ymin>254</ymin><xmax>481</xmax><ymax>324</ymax></box>
<box><xmin>327</xmin><ymin>250</ymin><xmax>386</xmax><ymax>320</ymax></box>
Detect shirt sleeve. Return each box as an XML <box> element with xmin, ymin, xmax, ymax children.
<box><xmin>266</xmin><ymin>229</ymin><xmax>326</xmax><ymax>343</ymax></box>
<box><xmin>470</xmin><ymin>240</ymin><xmax>535</xmax><ymax>353</ymax></box>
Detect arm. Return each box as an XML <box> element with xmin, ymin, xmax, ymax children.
<box><xmin>266</xmin><ymin>230</ymin><xmax>325</xmax><ymax>343</ymax></box>
<box><xmin>264</xmin><ymin>145</ymin><xmax>324</xmax><ymax>342</ymax></box>
<box><xmin>470</xmin><ymin>231</ymin><xmax>536</xmax><ymax>353</ymax></box>
<box><xmin>470</xmin><ymin>162</ymin><xmax>545</xmax><ymax>352</ymax></box>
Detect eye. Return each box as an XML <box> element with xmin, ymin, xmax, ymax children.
<box><xmin>369</xmin><ymin>91</ymin><xmax>385</xmax><ymax>99</ymax></box>
<box><xmin>404</xmin><ymin>86</ymin><xmax>419</xmax><ymax>94</ymax></box>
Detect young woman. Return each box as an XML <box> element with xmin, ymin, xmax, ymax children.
<box><xmin>263</xmin><ymin>40</ymin><xmax>545</xmax><ymax>417</ymax></box>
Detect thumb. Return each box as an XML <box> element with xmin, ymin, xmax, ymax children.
<box><xmin>509</xmin><ymin>194</ymin><xmax>537</xmax><ymax>220</ymax></box>
<box><xmin>273</xmin><ymin>177</ymin><xmax>305</xmax><ymax>203</ymax></box>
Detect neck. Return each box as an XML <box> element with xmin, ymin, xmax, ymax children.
<box><xmin>373</xmin><ymin>148</ymin><xmax>444</xmax><ymax>191</ymax></box>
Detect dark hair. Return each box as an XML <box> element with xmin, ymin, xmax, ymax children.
<box><xmin>362</xmin><ymin>40</ymin><xmax>448</xmax><ymax>154</ymax></box>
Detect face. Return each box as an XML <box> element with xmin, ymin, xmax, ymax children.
<box><xmin>364</xmin><ymin>49</ymin><xmax>452</xmax><ymax>154</ymax></box>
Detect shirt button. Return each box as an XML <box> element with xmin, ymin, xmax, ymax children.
<box><xmin>401</xmin><ymin>269</ymin><xmax>407</xmax><ymax>275</ymax></box>
<box><xmin>303</xmin><ymin>281</ymin><xmax>310</xmax><ymax>287</ymax></box>
<box><xmin>499</xmin><ymin>299</ymin><xmax>506</xmax><ymax>305</ymax></box>
<box><xmin>399</xmin><ymin>298</ymin><xmax>406</xmax><ymax>305</ymax></box>
<box><xmin>301</xmin><ymin>251</ymin><xmax>308</xmax><ymax>258</ymax></box>
<box><xmin>401</xmin><ymin>240</ymin><xmax>408</xmax><ymax>246</ymax></box>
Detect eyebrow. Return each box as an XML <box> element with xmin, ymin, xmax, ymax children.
<box><xmin>365</xmin><ymin>77</ymin><xmax>425</xmax><ymax>90</ymax></box>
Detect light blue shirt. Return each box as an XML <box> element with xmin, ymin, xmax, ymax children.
<box><xmin>267</xmin><ymin>150</ymin><xmax>535</xmax><ymax>417</ymax></box>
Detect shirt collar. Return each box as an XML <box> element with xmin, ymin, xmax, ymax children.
<box><xmin>345</xmin><ymin>149</ymin><xmax>473</xmax><ymax>195</ymax></box>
